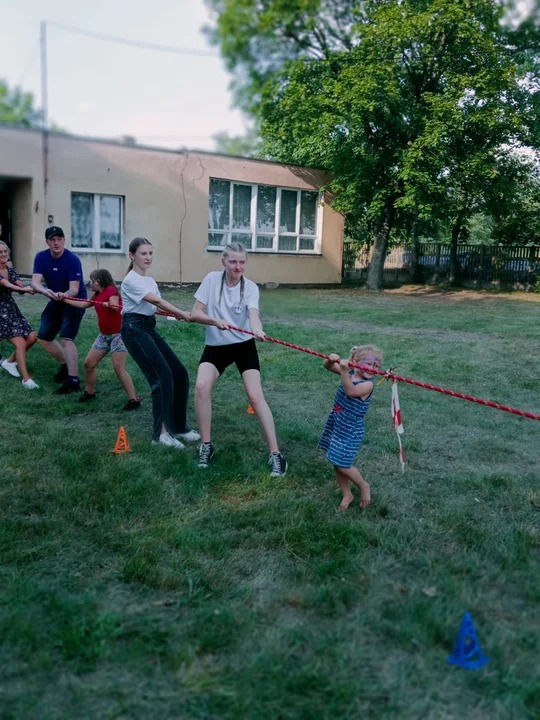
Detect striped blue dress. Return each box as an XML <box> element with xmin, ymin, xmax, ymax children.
<box><xmin>318</xmin><ymin>372</ymin><xmax>373</xmax><ymax>468</ymax></box>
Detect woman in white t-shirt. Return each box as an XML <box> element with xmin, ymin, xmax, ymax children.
<box><xmin>191</xmin><ymin>242</ymin><xmax>287</xmax><ymax>477</ymax></box>
<box><xmin>120</xmin><ymin>237</ymin><xmax>200</xmax><ymax>449</ymax></box>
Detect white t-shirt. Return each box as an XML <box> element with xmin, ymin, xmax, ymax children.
<box><xmin>121</xmin><ymin>270</ymin><xmax>160</xmax><ymax>315</ymax></box>
<box><xmin>194</xmin><ymin>271</ymin><xmax>259</xmax><ymax>346</ymax></box>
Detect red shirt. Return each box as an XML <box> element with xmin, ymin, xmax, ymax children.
<box><xmin>94</xmin><ymin>286</ymin><xmax>122</xmax><ymax>335</ymax></box>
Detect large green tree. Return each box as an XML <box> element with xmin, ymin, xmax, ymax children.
<box><xmin>206</xmin><ymin>0</ymin><xmax>539</xmax><ymax>289</ymax></box>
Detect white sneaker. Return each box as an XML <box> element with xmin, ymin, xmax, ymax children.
<box><xmin>1</xmin><ymin>359</ymin><xmax>20</xmax><ymax>378</ymax></box>
<box><xmin>175</xmin><ymin>429</ymin><xmax>201</xmax><ymax>442</ymax></box>
<box><xmin>22</xmin><ymin>378</ymin><xmax>40</xmax><ymax>390</ymax></box>
<box><xmin>151</xmin><ymin>432</ymin><xmax>185</xmax><ymax>450</ymax></box>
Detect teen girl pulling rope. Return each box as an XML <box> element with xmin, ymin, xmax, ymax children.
<box><xmin>191</xmin><ymin>242</ymin><xmax>287</xmax><ymax>477</ymax></box>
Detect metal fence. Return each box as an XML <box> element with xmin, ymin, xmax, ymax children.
<box><xmin>343</xmin><ymin>243</ymin><xmax>540</xmax><ymax>289</ymax></box>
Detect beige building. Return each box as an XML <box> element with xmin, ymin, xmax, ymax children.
<box><xmin>0</xmin><ymin>125</ymin><xmax>344</xmax><ymax>285</ymax></box>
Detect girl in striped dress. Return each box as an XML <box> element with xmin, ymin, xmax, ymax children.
<box><xmin>318</xmin><ymin>345</ymin><xmax>383</xmax><ymax>510</ymax></box>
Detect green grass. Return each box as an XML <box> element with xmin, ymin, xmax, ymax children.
<box><xmin>1</xmin><ymin>287</ymin><xmax>539</xmax><ymax>719</ymax></box>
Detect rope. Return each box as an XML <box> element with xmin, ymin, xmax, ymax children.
<box><xmin>56</xmin><ymin>295</ymin><xmax>540</xmax><ymax>422</ymax></box>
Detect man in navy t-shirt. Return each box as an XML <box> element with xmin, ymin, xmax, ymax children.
<box><xmin>32</xmin><ymin>226</ymin><xmax>87</xmax><ymax>394</ymax></box>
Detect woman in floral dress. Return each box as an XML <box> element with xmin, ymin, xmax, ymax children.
<box><xmin>0</xmin><ymin>241</ymin><xmax>39</xmax><ymax>389</ymax></box>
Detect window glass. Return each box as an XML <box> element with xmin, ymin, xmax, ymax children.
<box><xmin>279</xmin><ymin>190</ymin><xmax>297</xmax><ymax>233</ymax></box>
<box><xmin>300</xmin><ymin>191</ymin><xmax>318</xmax><ymax>235</ymax></box>
<box><xmin>232</xmin><ymin>184</ymin><xmax>252</xmax><ymax>230</ymax></box>
<box><xmin>71</xmin><ymin>193</ymin><xmax>93</xmax><ymax>248</ymax></box>
<box><xmin>99</xmin><ymin>195</ymin><xmax>122</xmax><ymax>249</ymax></box>
<box><xmin>209</xmin><ymin>179</ymin><xmax>230</xmax><ymax>230</ymax></box>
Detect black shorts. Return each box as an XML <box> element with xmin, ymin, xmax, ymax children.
<box><xmin>200</xmin><ymin>339</ymin><xmax>260</xmax><ymax>376</ymax></box>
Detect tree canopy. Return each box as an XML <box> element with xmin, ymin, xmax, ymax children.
<box><xmin>212</xmin><ymin>127</ymin><xmax>264</xmax><ymax>158</ymax></box>
<box><xmin>205</xmin><ymin>0</ymin><xmax>540</xmax><ymax>288</ymax></box>
<box><xmin>0</xmin><ymin>80</ymin><xmax>41</xmax><ymax>128</ymax></box>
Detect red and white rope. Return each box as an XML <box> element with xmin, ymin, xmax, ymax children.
<box><xmin>58</xmin><ymin>295</ymin><xmax>540</xmax><ymax>423</ymax></box>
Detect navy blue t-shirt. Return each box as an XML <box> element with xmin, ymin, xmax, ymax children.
<box><xmin>33</xmin><ymin>249</ymin><xmax>87</xmax><ymax>299</ymax></box>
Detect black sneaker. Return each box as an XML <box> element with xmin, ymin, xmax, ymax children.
<box><xmin>123</xmin><ymin>397</ymin><xmax>141</xmax><ymax>411</ymax></box>
<box><xmin>269</xmin><ymin>452</ymin><xmax>288</xmax><ymax>477</ymax></box>
<box><xmin>54</xmin><ymin>380</ymin><xmax>81</xmax><ymax>395</ymax></box>
<box><xmin>197</xmin><ymin>442</ymin><xmax>215</xmax><ymax>469</ymax></box>
<box><xmin>78</xmin><ymin>391</ymin><xmax>97</xmax><ymax>403</ymax></box>
<box><xmin>53</xmin><ymin>364</ymin><xmax>69</xmax><ymax>384</ymax></box>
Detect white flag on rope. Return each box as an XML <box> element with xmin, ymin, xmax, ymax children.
<box><xmin>391</xmin><ymin>380</ymin><xmax>406</xmax><ymax>473</ymax></box>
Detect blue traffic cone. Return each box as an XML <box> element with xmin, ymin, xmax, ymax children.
<box><xmin>447</xmin><ymin>612</ymin><xmax>490</xmax><ymax>669</ymax></box>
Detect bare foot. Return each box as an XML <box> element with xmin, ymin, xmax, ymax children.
<box><xmin>338</xmin><ymin>493</ymin><xmax>354</xmax><ymax>511</ymax></box>
<box><xmin>359</xmin><ymin>482</ymin><xmax>371</xmax><ymax>508</ymax></box>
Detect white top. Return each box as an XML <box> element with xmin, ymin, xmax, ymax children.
<box><xmin>195</xmin><ymin>271</ymin><xmax>259</xmax><ymax>346</ymax></box>
<box><xmin>121</xmin><ymin>270</ymin><xmax>160</xmax><ymax>315</ymax></box>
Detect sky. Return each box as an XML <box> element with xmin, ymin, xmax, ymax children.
<box><xmin>1</xmin><ymin>0</ymin><xmax>247</xmax><ymax>150</ymax></box>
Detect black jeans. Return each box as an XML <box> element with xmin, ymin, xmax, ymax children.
<box><xmin>121</xmin><ymin>313</ymin><xmax>190</xmax><ymax>441</ymax></box>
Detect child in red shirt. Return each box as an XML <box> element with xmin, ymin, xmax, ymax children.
<box><xmin>61</xmin><ymin>269</ymin><xmax>140</xmax><ymax>410</ymax></box>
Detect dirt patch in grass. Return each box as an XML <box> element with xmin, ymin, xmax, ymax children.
<box><xmin>385</xmin><ymin>285</ymin><xmax>540</xmax><ymax>303</ymax></box>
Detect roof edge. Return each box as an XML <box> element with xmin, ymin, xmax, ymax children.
<box><xmin>0</xmin><ymin>123</ymin><xmax>328</xmax><ymax>173</ymax></box>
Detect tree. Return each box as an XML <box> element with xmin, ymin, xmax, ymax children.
<box><xmin>491</xmin><ymin>165</ymin><xmax>540</xmax><ymax>245</ymax></box>
<box><xmin>212</xmin><ymin>127</ymin><xmax>264</xmax><ymax>158</ymax></box>
<box><xmin>205</xmin><ymin>0</ymin><xmax>540</xmax><ymax>289</ymax></box>
<box><xmin>0</xmin><ymin>80</ymin><xmax>41</xmax><ymax>128</ymax></box>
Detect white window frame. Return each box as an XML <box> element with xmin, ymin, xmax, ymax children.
<box><xmin>207</xmin><ymin>179</ymin><xmax>322</xmax><ymax>255</ymax></box>
<box><xmin>70</xmin><ymin>192</ymin><xmax>125</xmax><ymax>254</ymax></box>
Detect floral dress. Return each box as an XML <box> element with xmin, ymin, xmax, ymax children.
<box><xmin>0</xmin><ymin>266</ymin><xmax>34</xmax><ymax>341</ymax></box>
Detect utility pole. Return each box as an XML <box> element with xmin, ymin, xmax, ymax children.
<box><xmin>40</xmin><ymin>20</ymin><xmax>49</xmax><ymax>212</ymax></box>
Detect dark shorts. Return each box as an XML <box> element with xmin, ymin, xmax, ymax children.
<box><xmin>199</xmin><ymin>339</ymin><xmax>260</xmax><ymax>376</ymax></box>
<box><xmin>38</xmin><ymin>300</ymin><xmax>85</xmax><ymax>342</ymax></box>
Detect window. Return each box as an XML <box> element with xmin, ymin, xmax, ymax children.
<box><xmin>208</xmin><ymin>179</ymin><xmax>320</xmax><ymax>253</ymax></box>
<box><xmin>71</xmin><ymin>193</ymin><xmax>124</xmax><ymax>252</ymax></box>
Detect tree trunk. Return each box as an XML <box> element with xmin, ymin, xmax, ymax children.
<box><xmin>366</xmin><ymin>207</ymin><xmax>392</xmax><ymax>291</ymax></box>
<box><xmin>410</xmin><ymin>209</ymin><xmax>422</xmax><ymax>283</ymax></box>
<box><xmin>449</xmin><ymin>213</ymin><xmax>465</xmax><ymax>285</ymax></box>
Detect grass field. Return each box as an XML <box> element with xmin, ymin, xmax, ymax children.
<box><xmin>1</xmin><ymin>287</ymin><xmax>539</xmax><ymax>719</ymax></box>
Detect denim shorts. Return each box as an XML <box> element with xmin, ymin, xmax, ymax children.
<box><xmin>38</xmin><ymin>301</ymin><xmax>85</xmax><ymax>342</ymax></box>
<box><xmin>91</xmin><ymin>332</ymin><xmax>127</xmax><ymax>354</ymax></box>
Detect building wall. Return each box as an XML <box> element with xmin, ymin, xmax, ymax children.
<box><xmin>0</xmin><ymin>126</ymin><xmax>344</xmax><ymax>285</ymax></box>
<box><xmin>11</xmin><ymin>179</ymin><xmax>34</xmax><ymax>268</ymax></box>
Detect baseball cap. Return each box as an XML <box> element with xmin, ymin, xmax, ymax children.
<box><xmin>45</xmin><ymin>226</ymin><xmax>65</xmax><ymax>240</ymax></box>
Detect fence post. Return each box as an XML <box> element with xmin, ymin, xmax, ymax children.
<box><xmin>434</xmin><ymin>243</ymin><xmax>441</xmax><ymax>284</ymax></box>
<box><xmin>478</xmin><ymin>245</ymin><xmax>485</xmax><ymax>289</ymax></box>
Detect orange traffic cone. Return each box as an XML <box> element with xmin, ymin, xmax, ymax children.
<box><xmin>112</xmin><ymin>426</ymin><xmax>132</xmax><ymax>454</ymax></box>
<box><xmin>247</xmin><ymin>404</ymin><xmax>255</xmax><ymax>414</ymax></box>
